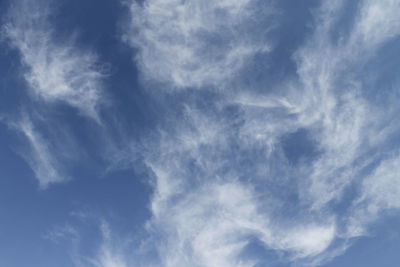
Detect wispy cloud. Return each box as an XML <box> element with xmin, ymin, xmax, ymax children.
<box><xmin>9</xmin><ymin>0</ymin><xmax>397</xmax><ymax>265</ymax></box>
<box><xmin>122</xmin><ymin>0</ymin><xmax>400</xmax><ymax>266</ymax></box>
<box><xmin>1</xmin><ymin>0</ymin><xmax>110</xmax><ymax>187</ymax></box>
<box><xmin>89</xmin><ymin>222</ymin><xmax>130</xmax><ymax>267</ymax></box>
<box><xmin>141</xmin><ymin>105</ymin><xmax>337</xmax><ymax>266</ymax></box>
<box><xmin>45</xmin><ymin>218</ymin><xmax>134</xmax><ymax>267</ymax></box>
<box><xmin>3</xmin><ymin>0</ymin><xmax>106</xmax><ymax>119</ymax></box>
<box><xmin>14</xmin><ymin>114</ymin><xmax>67</xmax><ymax>188</ymax></box>
<box><xmin>124</xmin><ymin>0</ymin><xmax>274</xmax><ymax>89</ymax></box>
<box><xmin>348</xmin><ymin>153</ymin><xmax>400</xmax><ymax>237</ymax></box>
<box><xmin>293</xmin><ymin>0</ymin><xmax>400</xmax><ymax>212</ymax></box>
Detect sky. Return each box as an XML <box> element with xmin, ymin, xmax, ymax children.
<box><xmin>1</xmin><ymin>0</ymin><xmax>400</xmax><ymax>266</ymax></box>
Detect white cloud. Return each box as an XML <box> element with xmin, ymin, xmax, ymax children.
<box><xmin>43</xmin><ymin>224</ymin><xmax>80</xmax><ymax>245</ymax></box>
<box><xmin>3</xmin><ymin>0</ymin><xmax>106</xmax><ymax>119</ymax></box>
<box><xmin>15</xmin><ymin>115</ymin><xmax>66</xmax><ymax>188</ymax></box>
<box><xmin>124</xmin><ymin>0</ymin><xmax>274</xmax><ymax>89</ymax></box>
<box><xmin>347</xmin><ymin>153</ymin><xmax>400</xmax><ymax>237</ymax></box>
<box><xmin>361</xmin><ymin>155</ymin><xmax>400</xmax><ymax>209</ymax></box>
<box><xmin>44</xmin><ymin>219</ymin><xmax>135</xmax><ymax>267</ymax></box>
<box><xmin>3</xmin><ymin>109</ymin><xmax>85</xmax><ymax>188</ymax></box>
<box><xmin>1</xmin><ymin>0</ymin><xmax>110</xmax><ymax>188</ymax></box>
<box><xmin>146</xmin><ymin>173</ymin><xmax>336</xmax><ymax>267</ymax></box>
<box><xmin>23</xmin><ymin>0</ymin><xmax>398</xmax><ymax>264</ymax></box>
<box><xmin>351</xmin><ymin>0</ymin><xmax>400</xmax><ymax>49</ymax></box>
<box><xmin>90</xmin><ymin>222</ymin><xmax>130</xmax><ymax>267</ymax></box>
<box><xmin>291</xmin><ymin>0</ymin><xmax>400</xmax><ymax>213</ymax></box>
<box><xmin>108</xmin><ymin>0</ymin><xmax>400</xmax><ymax>266</ymax></box>
<box><xmin>139</xmin><ymin>105</ymin><xmax>338</xmax><ymax>266</ymax></box>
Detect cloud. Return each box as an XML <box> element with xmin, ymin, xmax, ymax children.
<box><xmin>15</xmin><ymin>114</ymin><xmax>67</xmax><ymax>188</ymax></box>
<box><xmin>121</xmin><ymin>0</ymin><xmax>400</xmax><ymax>266</ymax></box>
<box><xmin>361</xmin><ymin>155</ymin><xmax>400</xmax><ymax>209</ymax></box>
<box><xmin>44</xmin><ymin>215</ymin><xmax>134</xmax><ymax>267</ymax></box>
<box><xmin>124</xmin><ymin>0</ymin><xmax>274</xmax><ymax>89</ymax></box>
<box><xmin>1</xmin><ymin>0</ymin><xmax>112</xmax><ymax>188</ymax></box>
<box><xmin>4</xmin><ymin>110</ymin><xmax>86</xmax><ymax>188</ymax></box>
<box><xmin>292</xmin><ymin>0</ymin><xmax>400</xmax><ymax>211</ymax></box>
<box><xmin>351</xmin><ymin>0</ymin><xmax>400</xmax><ymax>49</ymax></box>
<box><xmin>145</xmin><ymin>176</ymin><xmax>336</xmax><ymax>266</ymax></box>
<box><xmin>348</xmin><ymin>153</ymin><xmax>400</xmax><ymax>237</ymax></box>
<box><xmin>139</xmin><ymin>102</ymin><xmax>342</xmax><ymax>266</ymax></box>
<box><xmin>89</xmin><ymin>222</ymin><xmax>130</xmax><ymax>267</ymax></box>
<box><xmin>17</xmin><ymin>0</ymin><xmax>399</xmax><ymax>265</ymax></box>
<box><xmin>3</xmin><ymin>0</ymin><xmax>106</xmax><ymax>119</ymax></box>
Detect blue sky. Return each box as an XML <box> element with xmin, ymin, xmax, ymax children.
<box><xmin>1</xmin><ymin>0</ymin><xmax>400</xmax><ymax>266</ymax></box>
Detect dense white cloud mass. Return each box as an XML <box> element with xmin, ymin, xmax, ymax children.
<box><xmin>3</xmin><ymin>0</ymin><xmax>105</xmax><ymax>119</ymax></box>
<box><xmin>124</xmin><ymin>0</ymin><xmax>400</xmax><ymax>266</ymax></box>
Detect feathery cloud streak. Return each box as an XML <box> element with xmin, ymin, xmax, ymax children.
<box><xmin>13</xmin><ymin>115</ymin><xmax>66</xmax><ymax>188</ymax></box>
<box><xmin>3</xmin><ymin>0</ymin><xmax>105</xmax><ymax>119</ymax></box>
